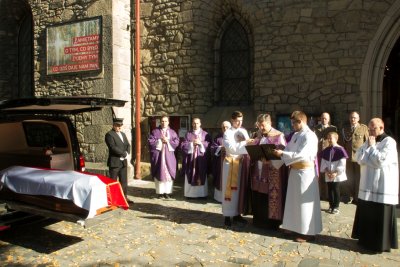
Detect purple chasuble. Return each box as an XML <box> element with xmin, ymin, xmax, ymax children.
<box><xmin>210</xmin><ymin>133</ymin><xmax>224</xmax><ymax>190</ymax></box>
<box><xmin>148</xmin><ymin>127</ymin><xmax>180</xmax><ymax>181</ymax></box>
<box><xmin>180</xmin><ymin>130</ymin><xmax>211</xmax><ymax>186</ymax></box>
<box><xmin>250</xmin><ymin>129</ymin><xmax>288</xmax><ymax>220</ymax></box>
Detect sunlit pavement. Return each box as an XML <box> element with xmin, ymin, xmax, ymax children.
<box><xmin>0</xmin><ymin>176</ymin><xmax>399</xmax><ymax>266</ymax></box>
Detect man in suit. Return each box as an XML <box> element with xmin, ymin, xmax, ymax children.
<box><xmin>105</xmin><ymin>118</ymin><xmax>133</xmax><ymax>204</ymax></box>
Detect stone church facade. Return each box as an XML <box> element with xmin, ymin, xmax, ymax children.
<box><xmin>1</xmin><ymin>0</ymin><xmax>400</xmax><ymax>174</ymax></box>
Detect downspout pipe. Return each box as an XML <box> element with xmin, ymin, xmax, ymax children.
<box><xmin>134</xmin><ymin>0</ymin><xmax>142</xmax><ymax>179</ymax></box>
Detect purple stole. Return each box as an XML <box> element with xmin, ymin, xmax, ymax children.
<box><xmin>148</xmin><ymin>127</ymin><xmax>179</xmax><ymax>181</ymax></box>
<box><xmin>181</xmin><ymin>130</ymin><xmax>210</xmax><ymax>186</ymax></box>
<box><xmin>160</xmin><ymin>129</ymin><xmax>172</xmax><ymax>181</ymax></box>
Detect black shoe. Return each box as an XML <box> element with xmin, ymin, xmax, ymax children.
<box><xmin>224</xmin><ymin>217</ymin><xmax>232</xmax><ymax>227</ymax></box>
<box><xmin>164</xmin><ymin>193</ymin><xmax>172</xmax><ymax>200</ymax></box>
<box><xmin>157</xmin><ymin>194</ymin><xmax>165</xmax><ymax>199</ymax></box>
<box><xmin>233</xmin><ymin>215</ymin><xmax>248</xmax><ymax>225</ymax></box>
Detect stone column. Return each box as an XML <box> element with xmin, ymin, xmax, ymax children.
<box><xmin>111</xmin><ymin>0</ymin><xmax>134</xmax><ymax>178</ymax></box>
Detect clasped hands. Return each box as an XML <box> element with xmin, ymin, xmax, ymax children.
<box><xmin>368</xmin><ymin>136</ymin><xmax>376</xmax><ymax>147</ymax></box>
<box><xmin>325</xmin><ymin>169</ymin><xmax>338</xmax><ymax>181</ymax></box>
<box><xmin>193</xmin><ymin>138</ymin><xmax>202</xmax><ymax>146</ymax></box>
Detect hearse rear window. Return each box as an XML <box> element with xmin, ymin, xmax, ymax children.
<box><xmin>23</xmin><ymin>122</ymin><xmax>68</xmax><ymax>148</ymax></box>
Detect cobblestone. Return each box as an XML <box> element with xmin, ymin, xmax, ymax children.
<box><xmin>0</xmin><ymin>177</ymin><xmax>399</xmax><ymax>266</ymax></box>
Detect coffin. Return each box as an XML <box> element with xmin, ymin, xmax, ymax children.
<box><xmin>0</xmin><ymin>166</ymin><xmax>129</xmax><ymax>220</ymax></box>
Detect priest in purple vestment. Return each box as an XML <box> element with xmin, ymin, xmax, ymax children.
<box><xmin>148</xmin><ymin>116</ymin><xmax>180</xmax><ymax>199</ymax></box>
<box><xmin>249</xmin><ymin>114</ymin><xmax>288</xmax><ymax>229</ymax></box>
<box><xmin>180</xmin><ymin>118</ymin><xmax>212</xmax><ymax>198</ymax></box>
<box><xmin>210</xmin><ymin>121</ymin><xmax>231</xmax><ymax>202</ymax></box>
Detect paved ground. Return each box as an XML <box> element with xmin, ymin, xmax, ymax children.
<box><xmin>0</xmin><ymin>176</ymin><xmax>399</xmax><ymax>267</ymax></box>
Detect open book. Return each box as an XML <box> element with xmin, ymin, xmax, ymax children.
<box><xmin>245</xmin><ymin>144</ymin><xmax>285</xmax><ymax>161</ymax></box>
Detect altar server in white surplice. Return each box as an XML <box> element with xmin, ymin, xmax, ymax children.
<box><xmin>221</xmin><ymin>111</ymin><xmax>254</xmax><ymax>227</ymax></box>
<box><xmin>351</xmin><ymin>118</ymin><xmax>398</xmax><ymax>253</ymax></box>
<box><xmin>273</xmin><ymin>111</ymin><xmax>322</xmax><ymax>243</ymax></box>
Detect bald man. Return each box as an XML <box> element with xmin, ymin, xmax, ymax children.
<box><xmin>341</xmin><ymin>111</ymin><xmax>368</xmax><ymax>204</ymax></box>
<box><xmin>352</xmin><ymin>118</ymin><xmax>398</xmax><ymax>252</ymax></box>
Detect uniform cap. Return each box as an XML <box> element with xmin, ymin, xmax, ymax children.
<box><xmin>113</xmin><ymin>118</ymin><xmax>124</xmax><ymax>125</ymax></box>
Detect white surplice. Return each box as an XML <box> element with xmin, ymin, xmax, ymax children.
<box><xmin>221</xmin><ymin>127</ymin><xmax>249</xmax><ymax>217</ymax></box>
<box><xmin>280</xmin><ymin>126</ymin><xmax>322</xmax><ymax>235</ymax></box>
<box><xmin>356</xmin><ymin>136</ymin><xmax>399</xmax><ymax>205</ymax></box>
<box><xmin>320</xmin><ymin>146</ymin><xmax>348</xmax><ymax>183</ymax></box>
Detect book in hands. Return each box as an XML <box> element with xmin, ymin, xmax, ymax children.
<box><xmin>245</xmin><ymin>144</ymin><xmax>285</xmax><ymax>161</ymax></box>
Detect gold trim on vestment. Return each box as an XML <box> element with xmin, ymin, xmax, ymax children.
<box><xmin>224</xmin><ymin>156</ymin><xmax>242</xmax><ymax>200</ymax></box>
<box><xmin>290</xmin><ymin>161</ymin><xmax>313</xmax><ymax>170</ymax></box>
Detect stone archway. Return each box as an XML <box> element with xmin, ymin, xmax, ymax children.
<box><xmin>360</xmin><ymin>1</ymin><xmax>400</xmax><ymax>123</ymax></box>
<box><xmin>0</xmin><ymin>0</ymin><xmax>33</xmax><ymax>99</ymax></box>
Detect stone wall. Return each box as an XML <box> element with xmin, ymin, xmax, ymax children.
<box><xmin>27</xmin><ymin>0</ymin><xmax>132</xmax><ymax>166</ymax></box>
<box><xmin>1</xmin><ymin>0</ymin><xmax>398</xmax><ymax>174</ymax></box>
<box><xmin>138</xmin><ymin>0</ymin><xmax>395</xmax><ymax>130</ymax></box>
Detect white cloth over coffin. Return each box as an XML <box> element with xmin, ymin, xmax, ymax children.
<box><xmin>0</xmin><ymin>166</ymin><xmax>108</xmax><ymax>218</ymax></box>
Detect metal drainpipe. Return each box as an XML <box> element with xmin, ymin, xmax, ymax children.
<box><xmin>134</xmin><ymin>0</ymin><xmax>142</xmax><ymax>179</ymax></box>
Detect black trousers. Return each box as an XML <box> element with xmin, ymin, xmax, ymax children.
<box><xmin>327</xmin><ymin>181</ymin><xmax>340</xmax><ymax>209</ymax></box>
<box><xmin>109</xmin><ymin>163</ymin><xmax>128</xmax><ymax>196</ymax></box>
<box><xmin>342</xmin><ymin>160</ymin><xmax>360</xmax><ymax>201</ymax></box>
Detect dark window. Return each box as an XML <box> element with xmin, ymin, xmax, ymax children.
<box><xmin>220</xmin><ymin>19</ymin><xmax>251</xmax><ymax>105</ymax></box>
<box><xmin>23</xmin><ymin>122</ymin><xmax>67</xmax><ymax>148</ymax></box>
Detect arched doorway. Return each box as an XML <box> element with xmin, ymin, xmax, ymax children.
<box><xmin>360</xmin><ymin>1</ymin><xmax>400</xmax><ymax>139</ymax></box>
<box><xmin>383</xmin><ymin>38</ymin><xmax>400</xmax><ymax>141</ymax></box>
<box><xmin>0</xmin><ymin>0</ymin><xmax>33</xmax><ymax>99</ymax></box>
<box><xmin>360</xmin><ymin>1</ymin><xmax>400</xmax><ymax>204</ymax></box>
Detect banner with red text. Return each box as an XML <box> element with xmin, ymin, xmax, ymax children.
<box><xmin>46</xmin><ymin>17</ymin><xmax>102</xmax><ymax>75</ymax></box>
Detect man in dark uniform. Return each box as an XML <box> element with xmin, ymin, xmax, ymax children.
<box><xmin>341</xmin><ymin>111</ymin><xmax>369</xmax><ymax>204</ymax></box>
<box><xmin>105</xmin><ymin>118</ymin><xmax>133</xmax><ymax>204</ymax></box>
